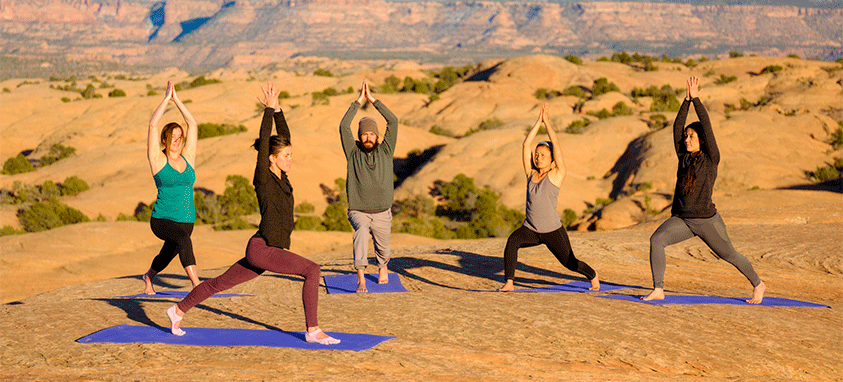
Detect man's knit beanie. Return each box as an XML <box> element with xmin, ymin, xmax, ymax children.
<box><xmin>358</xmin><ymin>117</ymin><xmax>379</xmax><ymax>139</ymax></box>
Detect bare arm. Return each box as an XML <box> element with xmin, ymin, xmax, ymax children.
<box><xmin>171</xmin><ymin>86</ymin><xmax>198</xmax><ymax>166</ymax></box>
<box><xmin>543</xmin><ymin>105</ymin><xmax>567</xmax><ymax>186</ymax></box>
<box><xmin>147</xmin><ymin>81</ymin><xmax>173</xmax><ymax>175</ymax></box>
<box><xmin>522</xmin><ymin>105</ymin><xmax>545</xmax><ymax>178</ymax></box>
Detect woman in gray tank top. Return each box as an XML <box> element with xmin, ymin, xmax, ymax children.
<box><xmin>498</xmin><ymin>105</ymin><xmax>600</xmax><ymax>291</ymax></box>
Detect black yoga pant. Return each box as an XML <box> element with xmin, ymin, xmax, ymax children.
<box><xmin>649</xmin><ymin>214</ymin><xmax>761</xmax><ymax>289</ymax></box>
<box><xmin>503</xmin><ymin>225</ymin><xmax>596</xmax><ymax>281</ymax></box>
<box><xmin>149</xmin><ymin>217</ymin><xmax>196</xmax><ymax>272</ymax></box>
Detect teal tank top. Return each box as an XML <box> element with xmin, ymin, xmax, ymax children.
<box><xmin>151</xmin><ymin>157</ymin><xmax>196</xmax><ymax>223</ymax></box>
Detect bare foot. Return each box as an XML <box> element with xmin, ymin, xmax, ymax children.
<box><xmin>641</xmin><ymin>288</ymin><xmax>665</xmax><ymax>301</ymax></box>
<box><xmin>166</xmin><ymin>305</ymin><xmax>185</xmax><ymax>336</ymax></box>
<box><xmin>356</xmin><ymin>270</ymin><xmax>368</xmax><ymax>293</ymax></box>
<box><xmin>306</xmin><ymin>327</ymin><xmax>340</xmax><ymax>345</ymax></box>
<box><xmin>378</xmin><ymin>267</ymin><xmax>389</xmax><ymax>284</ymax></box>
<box><xmin>588</xmin><ymin>271</ymin><xmax>600</xmax><ymax>291</ymax></box>
<box><xmin>142</xmin><ymin>272</ymin><xmax>156</xmax><ymax>295</ymax></box>
<box><xmin>496</xmin><ymin>280</ymin><xmax>515</xmax><ymax>292</ymax></box>
<box><xmin>746</xmin><ymin>281</ymin><xmax>766</xmax><ymax>304</ymax></box>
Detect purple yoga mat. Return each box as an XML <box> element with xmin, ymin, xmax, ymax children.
<box><xmin>77</xmin><ymin>324</ymin><xmax>395</xmax><ymax>351</ymax></box>
<box><xmin>323</xmin><ymin>273</ymin><xmax>408</xmax><ymax>294</ymax></box>
<box><xmin>468</xmin><ymin>281</ymin><xmax>635</xmax><ymax>293</ymax></box>
<box><xmin>599</xmin><ymin>294</ymin><xmax>830</xmax><ymax>308</ymax></box>
<box><xmin>117</xmin><ymin>291</ymin><xmax>253</xmax><ymax>299</ymax></box>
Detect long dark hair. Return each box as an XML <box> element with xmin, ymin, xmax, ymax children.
<box><xmin>253</xmin><ymin>135</ymin><xmax>291</xmax><ymax>155</ymax></box>
<box><xmin>683</xmin><ymin>123</ymin><xmax>704</xmax><ymax>194</ymax></box>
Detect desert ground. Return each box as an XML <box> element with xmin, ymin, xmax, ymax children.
<box><xmin>1</xmin><ymin>55</ymin><xmax>841</xmax><ymax>380</ymax></box>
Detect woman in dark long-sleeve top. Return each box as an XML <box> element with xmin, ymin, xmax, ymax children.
<box><xmin>641</xmin><ymin>76</ymin><xmax>766</xmax><ymax>304</ymax></box>
<box><xmin>165</xmin><ymin>82</ymin><xmax>340</xmax><ymax>345</ymax></box>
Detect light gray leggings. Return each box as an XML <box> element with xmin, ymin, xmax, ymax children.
<box><xmin>649</xmin><ymin>214</ymin><xmax>761</xmax><ymax>289</ymax></box>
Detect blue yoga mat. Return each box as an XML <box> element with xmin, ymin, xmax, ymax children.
<box><xmin>117</xmin><ymin>291</ymin><xmax>253</xmax><ymax>299</ymax></box>
<box><xmin>599</xmin><ymin>294</ymin><xmax>830</xmax><ymax>308</ymax></box>
<box><xmin>77</xmin><ymin>324</ymin><xmax>395</xmax><ymax>351</ymax></box>
<box><xmin>323</xmin><ymin>273</ymin><xmax>408</xmax><ymax>294</ymax></box>
<box><xmin>469</xmin><ymin>281</ymin><xmax>635</xmax><ymax>293</ymax></box>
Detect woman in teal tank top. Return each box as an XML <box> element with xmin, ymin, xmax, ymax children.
<box><xmin>141</xmin><ymin>81</ymin><xmax>201</xmax><ymax>294</ymax></box>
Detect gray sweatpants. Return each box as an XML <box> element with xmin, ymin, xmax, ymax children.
<box><xmin>347</xmin><ymin>209</ymin><xmax>392</xmax><ymax>270</ymax></box>
<box><xmin>649</xmin><ymin>213</ymin><xmax>761</xmax><ymax>289</ymax></box>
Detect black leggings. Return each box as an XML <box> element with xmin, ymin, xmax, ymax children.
<box><xmin>503</xmin><ymin>225</ymin><xmax>596</xmax><ymax>281</ymax></box>
<box><xmin>149</xmin><ymin>217</ymin><xmax>195</xmax><ymax>272</ymax></box>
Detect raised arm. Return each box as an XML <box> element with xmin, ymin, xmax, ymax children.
<box><xmin>147</xmin><ymin>81</ymin><xmax>173</xmax><ymax>175</ymax></box>
<box><xmin>254</xmin><ymin>82</ymin><xmax>279</xmax><ymax>186</ymax></box>
<box><xmin>522</xmin><ymin>105</ymin><xmax>544</xmax><ymax>178</ymax></box>
<box><xmin>339</xmin><ymin>80</ymin><xmax>367</xmax><ymax>159</ymax></box>
<box><xmin>369</xmin><ymin>80</ymin><xmax>398</xmax><ymax>153</ymax></box>
<box><xmin>687</xmin><ymin>77</ymin><xmax>719</xmax><ymax>164</ymax></box>
<box><xmin>673</xmin><ymin>87</ymin><xmax>693</xmax><ymax>156</ymax></box>
<box><xmin>170</xmin><ymin>86</ymin><xmax>198</xmax><ymax>165</ymax></box>
<box><xmin>543</xmin><ymin>105</ymin><xmax>567</xmax><ymax>185</ymax></box>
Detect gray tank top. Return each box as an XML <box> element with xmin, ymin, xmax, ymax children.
<box><xmin>523</xmin><ymin>174</ymin><xmax>563</xmax><ymax>233</ymax></box>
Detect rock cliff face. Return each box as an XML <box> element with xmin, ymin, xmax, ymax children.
<box><xmin>1</xmin><ymin>0</ymin><xmax>841</xmax><ymax>67</ymax></box>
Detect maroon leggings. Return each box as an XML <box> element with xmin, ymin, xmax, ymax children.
<box><xmin>177</xmin><ymin>237</ymin><xmax>321</xmax><ymax>328</ymax></box>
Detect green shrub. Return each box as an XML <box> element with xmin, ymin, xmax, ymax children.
<box><xmin>3</xmin><ymin>87</ymin><xmax>10</xmax><ymax>93</ymax></box>
<box><xmin>215</xmin><ymin>217</ymin><xmax>254</xmax><ymax>231</ymax></box>
<box><xmin>40</xmin><ymin>180</ymin><xmax>61</xmax><ymax>199</ymax></box>
<box><xmin>221</xmin><ymin>175</ymin><xmax>258</xmax><ymax>217</ymax></box>
<box><xmin>147</xmin><ymin>90</ymin><xmax>158</xmax><ymax>96</ymax></box>
<box><xmin>278</xmin><ymin>91</ymin><xmax>291</xmax><ymax>99</ymax></box>
<box><xmin>592</xmin><ymin>78</ymin><xmax>620</xmax><ymax>97</ymax></box>
<box><xmin>807</xmin><ymin>158</ymin><xmax>842</xmax><ymax>183</ymax></box>
<box><xmin>313</xmin><ymin>68</ymin><xmax>333</xmax><ymax>77</ymax></box>
<box><xmin>197</xmin><ymin>123</ymin><xmax>247</xmax><ymax>139</ymax></box>
<box><xmin>566</xmin><ymin>119</ymin><xmax>590</xmax><ymax>134</ymax></box>
<box><xmin>80</xmin><ymin>84</ymin><xmax>97</xmax><ymax>99</ymax></box>
<box><xmin>194</xmin><ymin>191</ymin><xmax>224</xmax><ymax>224</ymax></box>
<box><xmin>19</xmin><ymin>198</ymin><xmax>90</xmax><ymax>232</ymax></box>
<box><xmin>829</xmin><ymin>122</ymin><xmax>843</xmax><ymax>150</ymax></box>
<box><xmin>714</xmin><ymin>74</ymin><xmax>738</xmax><ymax>85</ymax></box>
<box><xmin>787</xmin><ymin>54</ymin><xmax>800</xmax><ymax>59</ymax></box>
<box><xmin>108</xmin><ymin>89</ymin><xmax>126</xmax><ymax>97</ymax></box>
<box><xmin>564</xmin><ymin>55</ymin><xmax>583</xmax><ymax>65</ymax></box>
<box><xmin>429</xmin><ymin>125</ymin><xmax>454</xmax><ymax>137</ymax></box>
<box><xmin>379</xmin><ymin>75</ymin><xmax>401</xmax><ymax>94</ymax></box>
<box><xmin>294</xmin><ymin>215</ymin><xmax>325</xmax><ymax>231</ymax></box>
<box><xmin>611</xmin><ymin>102</ymin><xmax>634</xmax><ymax>116</ymax></box>
<box><xmin>464</xmin><ymin>118</ymin><xmax>504</xmax><ymax>136</ymax></box>
<box><xmin>648</xmin><ymin>114</ymin><xmax>668</xmax><ymax>130</ymax></box>
<box><xmin>60</xmin><ymin>176</ymin><xmax>89</xmax><ymax>196</ymax></box>
<box><xmin>189</xmin><ymin>76</ymin><xmax>221</xmax><ymax>88</ymax></box>
<box><xmin>729</xmin><ymin>51</ymin><xmax>744</xmax><ymax>58</ymax></box>
<box><xmin>759</xmin><ymin>65</ymin><xmax>783</xmax><ymax>75</ymax></box>
<box><xmin>311</xmin><ymin>92</ymin><xmax>329</xmax><ymax>106</ymax></box>
<box><xmin>587</xmin><ymin>108</ymin><xmax>611</xmax><ymax>120</ymax></box>
<box><xmin>294</xmin><ymin>201</ymin><xmax>315</xmax><ymax>214</ymax></box>
<box><xmin>642</xmin><ymin>60</ymin><xmax>658</xmax><ymax>72</ymax></box>
<box><xmin>61</xmin><ymin>97</ymin><xmax>71</xmax><ymax>103</ymax></box>
<box><xmin>395</xmin><ymin>217</ymin><xmax>452</xmax><ymax>239</ymax></box>
<box><xmin>41</xmin><ymin>143</ymin><xmax>76</xmax><ymax>165</ymax></box>
<box><xmin>2</xmin><ymin>154</ymin><xmax>34</xmax><ymax>175</ymax></box>
<box><xmin>561</xmin><ymin>208</ymin><xmax>577</xmax><ymax>228</ymax></box>
<box><xmin>685</xmin><ymin>58</ymin><xmax>697</xmax><ymax>68</ymax></box>
<box><xmin>394</xmin><ymin>195</ymin><xmax>435</xmax><ymax>218</ymax></box>
<box><xmin>561</xmin><ymin>86</ymin><xmax>588</xmax><ymax>98</ymax></box>
<box><xmin>535</xmin><ymin>88</ymin><xmax>562</xmax><ymax>99</ymax></box>
<box><xmin>95</xmin><ymin>214</ymin><xmax>107</xmax><ymax>222</ymax></box>
<box><xmin>1</xmin><ymin>226</ymin><xmax>24</xmax><ymax>236</ymax></box>
<box><xmin>322</xmin><ymin>203</ymin><xmax>352</xmax><ymax>232</ymax></box>
<box><xmin>703</xmin><ymin>70</ymin><xmax>715</xmax><ymax>77</ymax></box>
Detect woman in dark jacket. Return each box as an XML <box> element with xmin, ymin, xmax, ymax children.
<box><xmin>166</xmin><ymin>82</ymin><xmax>340</xmax><ymax>344</ymax></box>
<box><xmin>642</xmin><ymin>76</ymin><xmax>765</xmax><ymax>304</ymax></box>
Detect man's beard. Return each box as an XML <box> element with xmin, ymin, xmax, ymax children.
<box><xmin>358</xmin><ymin>140</ymin><xmax>379</xmax><ymax>152</ymax></box>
